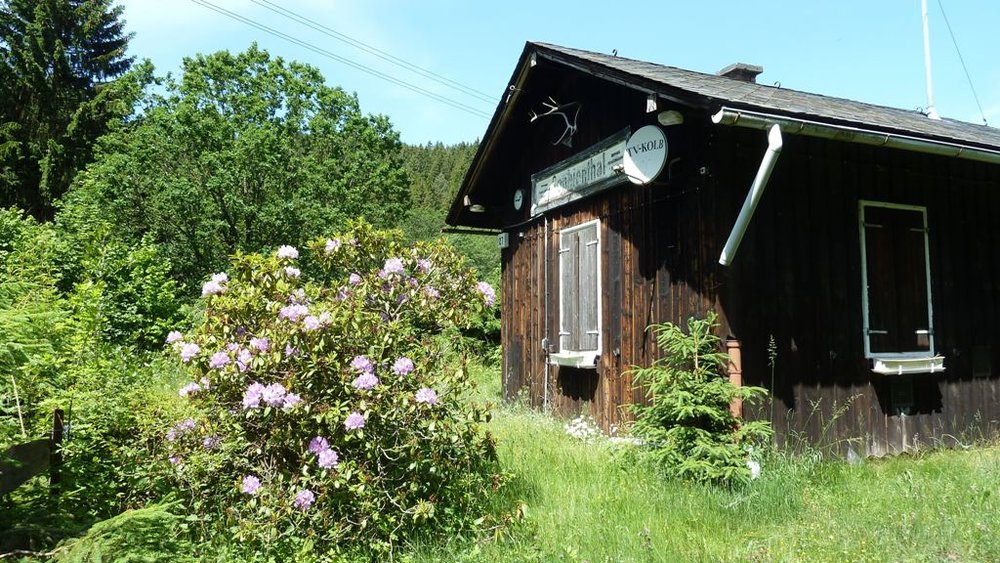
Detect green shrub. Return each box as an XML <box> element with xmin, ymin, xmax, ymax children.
<box><xmin>628</xmin><ymin>313</ymin><xmax>773</xmax><ymax>486</ymax></box>
<box><xmin>160</xmin><ymin>221</ymin><xmax>504</xmax><ymax>559</ymax></box>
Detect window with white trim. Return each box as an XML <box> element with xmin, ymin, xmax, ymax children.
<box><xmin>553</xmin><ymin>220</ymin><xmax>601</xmax><ymax>367</ymax></box>
<box><xmin>859</xmin><ymin>201</ymin><xmax>936</xmax><ymax>359</ymax></box>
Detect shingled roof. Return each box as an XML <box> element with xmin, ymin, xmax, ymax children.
<box><xmin>533</xmin><ymin>42</ymin><xmax>1000</xmax><ymax>150</ymax></box>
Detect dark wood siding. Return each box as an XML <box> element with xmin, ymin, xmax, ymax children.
<box><xmin>493</xmin><ymin>62</ymin><xmax>1000</xmax><ymax>455</ymax></box>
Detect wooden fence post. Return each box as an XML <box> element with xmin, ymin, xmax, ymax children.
<box><xmin>726</xmin><ymin>339</ymin><xmax>743</xmax><ymax>418</ymax></box>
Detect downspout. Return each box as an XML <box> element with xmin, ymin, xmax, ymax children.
<box><xmin>542</xmin><ymin>216</ymin><xmax>551</xmax><ymax>412</ymax></box>
<box><xmin>717</xmin><ymin>123</ymin><xmax>784</xmax><ymax>266</ymax></box>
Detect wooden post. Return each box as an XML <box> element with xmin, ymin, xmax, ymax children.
<box><xmin>49</xmin><ymin>409</ymin><xmax>63</xmax><ymax>496</ymax></box>
<box><xmin>726</xmin><ymin>339</ymin><xmax>743</xmax><ymax>418</ymax></box>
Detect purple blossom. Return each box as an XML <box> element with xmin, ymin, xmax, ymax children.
<box><xmin>336</xmin><ymin>287</ymin><xmax>350</xmax><ymax>301</ymax></box>
<box><xmin>235</xmin><ymin>326</ymin><xmax>247</xmax><ymax>337</ymax></box>
<box><xmin>325</xmin><ymin>238</ymin><xmax>341</xmax><ymax>253</ymax></box>
<box><xmin>242</xmin><ymin>382</ymin><xmax>265</xmax><ymax>410</ymax></box>
<box><xmin>178</xmin><ymin>382</ymin><xmax>201</xmax><ymax>397</ymax></box>
<box><xmin>209</xmin><ymin>351</ymin><xmax>230</xmax><ymax>370</ymax></box>
<box><xmin>168</xmin><ymin>418</ymin><xmax>197</xmax><ymax>441</ymax></box>
<box><xmin>236</xmin><ymin>348</ymin><xmax>253</xmax><ymax>372</ymax></box>
<box><xmin>262</xmin><ymin>383</ymin><xmax>287</xmax><ymax>407</ymax></box>
<box><xmin>201</xmin><ymin>279</ymin><xmax>225</xmax><ymax>297</ymax></box>
<box><xmin>350</xmin><ymin>355</ymin><xmax>374</xmax><ymax>374</ymax></box>
<box><xmin>199</xmin><ymin>377</ymin><xmax>211</xmax><ymax>390</ymax></box>
<box><xmin>166</xmin><ymin>330</ymin><xmax>183</xmax><ymax>344</ymax></box>
<box><xmin>408</xmin><ymin>277</ymin><xmax>419</xmax><ymax>288</ymax></box>
<box><xmin>415</xmin><ymin>387</ymin><xmax>439</xmax><ymax>405</ymax></box>
<box><xmin>278</xmin><ymin>303</ymin><xmax>309</xmax><ymax>322</ymax></box>
<box><xmin>348</xmin><ymin>273</ymin><xmax>362</xmax><ymax>285</ymax></box>
<box><xmin>308</xmin><ymin>436</ymin><xmax>329</xmax><ymax>454</ymax></box>
<box><xmin>282</xmin><ymin>392</ymin><xmax>302</xmax><ymax>409</ymax></box>
<box><xmin>284</xmin><ymin>344</ymin><xmax>299</xmax><ymax>358</ymax></box>
<box><xmin>249</xmin><ymin>337</ymin><xmax>270</xmax><ymax>352</ymax></box>
<box><xmin>293</xmin><ymin>489</ymin><xmax>315</xmax><ymax>510</ymax></box>
<box><xmin>344</xmin><ymin>412</ymin><xmax>365</xmax><ymax>431</ymax></box>
<box><xmin>318</xmin><ymin>312</ymin><xmax>332</xmax><ymax>326</ymax></box>
<box><xmin>477</xmin><ymin>281</ymin><xmax>497</xmax><ymax>308</ymax></box>
<box><xmin>180</xmin><ymin>342</ymin><xmax>200</xmax><ymax>362</ymax></box>
<box><xmin>383</xmin><ymin>257</ymin><xmax>404</xmax><ymax>276</ymax></box>
<box><xmin>290</xmin><ymin>288</ymin><xmax>307</xmax><ymax>303</ymax></box>
<box><xmin>226</xmin><ymin>342</ymin><xmax>239</xmax><ymax>352</ymax></box>
<box><xmin>211</xmin><ymin>272</ymin><xmax>229</xmax><ymax>284</ymax></box>
<box><xmin>352</xmin><ymin>373</ymin><xmax>379</xmax><ymax>390</ymax></box>
<box><xmin>276</xmin><ymin>245</ymin><xmax>299</xmax><ymax>259</ymax></box>
<box><xmin>423</xmin><ymin>286</ymin><xmax>439</xmax><ymax>299</ymax></box>
<box><xmin>242</xmin><ymin>475</ymin><xmax>261</xmax><ymax>495</ymax></box>
<box><xmin>416</xmin><ymin>258</ymin><xmax>431</xmax><ymax>273</ymax></box>
<box><xmin>317</xmin><ymin>448</ymin><xmax>339</xmax><ymax>469</ymax></box>
<box><xmin>284</xmin><ymin>266</ymin><xmax>301</xmax><ymax>278</ymax></box>
<box><xmin>169</xmin><ymin>455</ymin><xmax>182</xmax><ymax>465</ymax></box>
<box><xmin>302</xmin><ymin>315</ymin><xmax>321</xmax><ymax>331</ymax></box>
<box><xmin>392</xmin><ymin>357</ymin><xmax>414</xmax><ymax>376</ymax></box>
<box><xmin>202</xmin><ymin>435</ymin><xmax>221</xmax><ymax>450</ymax></box>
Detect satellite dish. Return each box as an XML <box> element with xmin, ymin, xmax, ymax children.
<box><xmin>623</xmin><ymin>125</ymin><xmax>668</xmax><ymax>185</ymax></box>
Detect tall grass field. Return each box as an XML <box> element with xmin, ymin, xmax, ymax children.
<box><xmin>410</xmin><ymin>364</ymin><xmax>1000</xmax><ymax>562</ymax></box>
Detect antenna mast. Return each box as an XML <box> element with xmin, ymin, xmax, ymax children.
<box><xmin>921</xmin><ymin>0</ymin><xmax>941</xmax><ymax>119</ymax></box>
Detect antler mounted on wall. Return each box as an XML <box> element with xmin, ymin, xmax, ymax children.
<box><xmin>529</xmin><ymin>97</ymin><xmax>581</xmax><ymax>147</ymax></box>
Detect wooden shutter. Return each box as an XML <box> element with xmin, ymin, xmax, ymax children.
<box><xmin>559</xmin><ymin>229</ymin><xmax>580</xmax><ymax>351</ymax></box>
<box><xmin>578</xmin><ymin>224</ymin><xmax>599</xmax><ymax>352</ymax></box>
<box><xmin>863</xmin><ymin>205</ymin><xmax>931</xmax><ymax>354</ymax></box>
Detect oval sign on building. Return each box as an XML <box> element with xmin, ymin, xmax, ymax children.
<box><xmin>623</xmin><ymin>125</ymin><xmax>667</xmax><ymax>185</ymax></box>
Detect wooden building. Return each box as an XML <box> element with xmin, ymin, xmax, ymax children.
<box><xmin>446</xmin><ymin>42</ymin><xmax>1000</xmax><ymax>456</ymax></box>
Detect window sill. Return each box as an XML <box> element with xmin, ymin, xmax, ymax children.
<box><xmin>871</xmin><ymin>355</ymin><xmax>945</xmax><ymax>375</ymax></box>
<box><xmin>549</xmin><ymin>351</ymin><xmax>599</xmax><ymax>368</ymax></box>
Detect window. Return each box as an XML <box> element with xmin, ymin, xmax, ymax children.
<box><xmin>552</xmin><ymin>220</ymin><xmax>601</xmax><ymax>367</ymax></box>
<box><xmin>859</xmin><ymin>201</ymin><xmax>937</xmax><ymax>363</ymax></box>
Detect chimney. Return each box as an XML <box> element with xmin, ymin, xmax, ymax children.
<box><xmin>716</xmin><ymin>63</ymin><xmax>763</xmax><ymax>83</ymax></box>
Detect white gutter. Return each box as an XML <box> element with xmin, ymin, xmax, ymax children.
<box><xmin>711</xmin><ymin>107</ymin><xmax>1000</xmax><ymax>165</ymax></box>
<box><xmin>718</xmin><ymin>124</ymin><xmax>783</xmax><ymax>266</ymax></box>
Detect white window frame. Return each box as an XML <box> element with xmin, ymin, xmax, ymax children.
<box><xmin>550</xmin><ymin>219</ymin><xmax>602</xmax><ymax>368</ymax></box>
<box><xmin>858</xmin><ymin>200</ymin><xmax>936</xmax><ymax>360</ymax></box>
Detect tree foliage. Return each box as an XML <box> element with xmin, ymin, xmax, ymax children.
<box><xmin>629</xmin><ymin>313</ymin><xmax>773</xmax><ymax>486</ymax></box>
<box><xmin>66</xmin><ymin>45</ymin><xmax>410</xmax><ymax>286</ymax></box>
<box><xmin>0</xmin><ymin>0</ymin><xmax>134</xmax><ymax>219</ymax></box>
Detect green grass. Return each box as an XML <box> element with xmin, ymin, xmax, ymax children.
<box><xmin>409</xmin><ymin>364</ymin><xmax>1000</xmax><ymax>562</ymax></box>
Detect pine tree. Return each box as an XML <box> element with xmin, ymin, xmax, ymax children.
<box><xmin>0</xmin><ymin>0</ymin><xmax>134</xmax><ymax>219</ymax></box>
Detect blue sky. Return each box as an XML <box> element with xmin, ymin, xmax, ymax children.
<box><xmin>120</xmin><ymin>1</ymin><xmax>999</xmax><ymax>145</ymax></box>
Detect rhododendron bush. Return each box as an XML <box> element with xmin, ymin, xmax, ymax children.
<box><xmin>162</xmin><ymin>222</ymin><xmax>502</xmax><ymax>558</ymax></box>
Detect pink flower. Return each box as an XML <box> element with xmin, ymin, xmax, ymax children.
<box><xmin>392</xmin><ymin>357</ymin><xmax>414</xmax><ymax>376</ymax></box>
<box><xmin>352</xmin><ymin>372</ymin><xmax>379</xmax><ymax>390</ymax></box>
<box><xmin>242</xmin><ymin>475</ymin><xmax>261</xmax><ymax>495</ymax></box>
<box><xmin>302</xmin><ymin>315</ymin><xmax>321</xmax><ymax>331</ymax></box>
<box><xmin>282</xmin><ymin>392</ymin><xmax>302</xmax><ymax>409</ymax></box>
<box><xmin>325</xmin><ymin>238</ymin><xmax>341</xmax><ymax>253</ymax></box>
<box><xmin>293</xmin><ymin>488</ymin><xmax>315</xmax><ymax>510</ymax></box>
<box><xmin>278</xmin><ymin>303</ymin><xmax>309</xmax><ymax>322</ymax></box>
<box><xmin>276</xmin><ymin>245</ymin><xmax>299</xmax><ymax>259</ymax></box>
<box><xmin>477</xmin><ymin>281</ymin><xmax>496</xmax><ymax>307</ymax></box>
<box><xmin>249</xmin><ymin>337</ymin><xmax>269</xmax><ymax>352</ymax></box>
<box><xmin>165</xmin><ymin>330</ymin><xmax>183</xmax><ymax>344</ymax></box>
<box><xmin>202</xmin><ymin>435</ymin><xmax>221</xmax><ymax>450</ymax></box>
<box><xmin>178</xmin><ymin>382</ymin><xmax>201</xmax><ymax>397</ymax></box>
<box><xmin>416</xmin><ymin>258</ymin><xmax>431</xmax><ymax>273</ymax></box>
<box><xmin>180</xmin><ymin>342</ymin><xmax>200</xmax><ymax>363</ymax></box>
<box><xmin>308</xmin><ymin>436</ymin><xmax>329</xmax><ymax>454</ymax></box>
<box><xmin>284</xmin><ymin>266</ymin><xmax>301</xmax><ymax>278</ymax></box>
<box><xmin>344</xmin><ymin>412</ymin><xmax>365</xmax><ymax>431</ymax></box>
<box><xmin>242</xmin><ymin>382</ymin><xmax>265</xmax><ymax>410</ymax></box>
<box><xmin>382</xmin><ymin>257</ymin><xmax>404</xmax><ymax>276</ymax></box>
<box><xmin>423</xmin><ymin>286</ymin><xmax>439</xmax><ymax>299</ymax></box>
<box><xmin>415</xmin><ymin>387</ymin><xmax>438</xmax><ymax>405</ymax></box>
<box><xmin>350</xmin><ymin>355</ymin><xmax>374</xmax><ymax>374</ymax></box>
<box><xmin>211</xmin><ymin>272</ymin><xmax>229</xmax><ymax>284</ymax></box>
<box><xmin>209</xmin><ymin>351</ymin><xmax>229</xmax><ymax>369</ymax></box>
<box><xmin>348</xmin><ymin>273</ymin><xmax>362</xmax><ymax>285</ymax></box>
<box><xmin>317</xmin><ymin>448</ymin><xmax>339</xmax><ymax>469</ymax></box>
<box><xmin>262</xmin><ymin>383</ymin><xmax>287</xmax><ymax>407</ymax></box>
<box><xmin>201</xmin><ymin>274</ymin><xmax>227</xmax><ymax>296</ymax></box>
<box><xmin>236</xmin><ymin>348</ymin><xmax>253</xmax><ymax>372</ymax></box>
